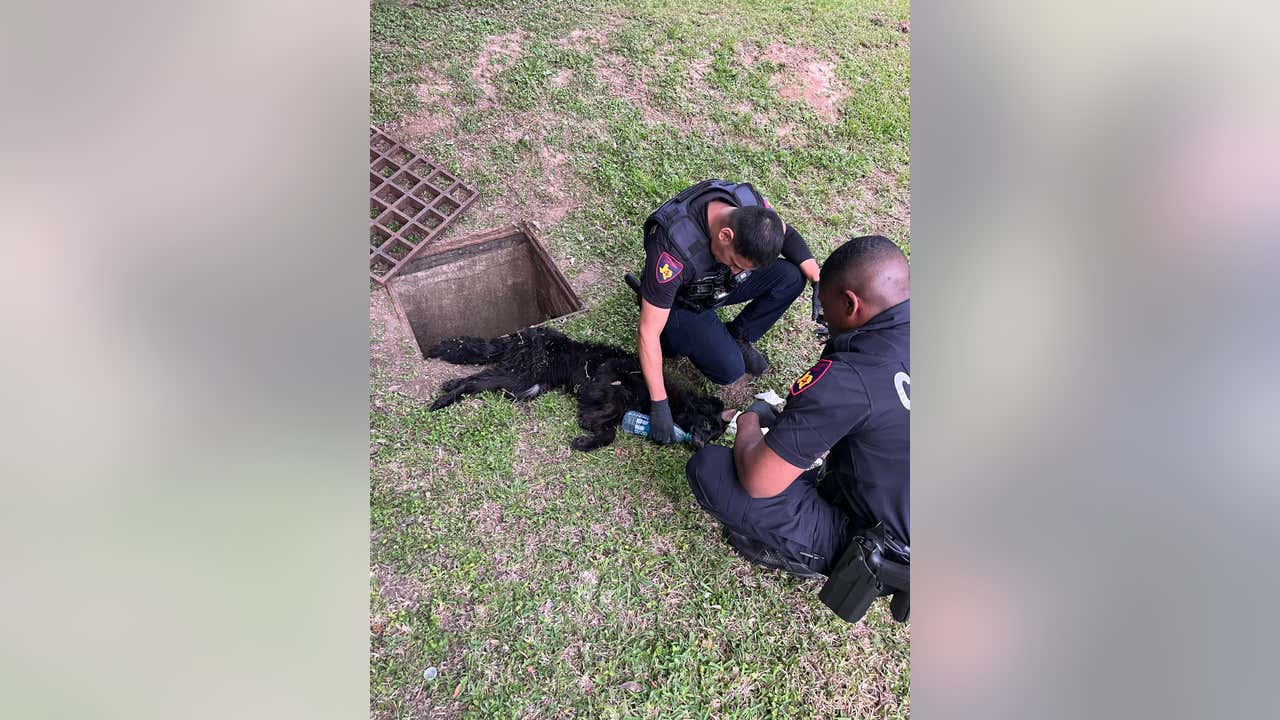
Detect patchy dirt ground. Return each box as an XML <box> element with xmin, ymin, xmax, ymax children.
<box><xmin>551</xmin><ymin>27</ymin><xmax>609</xmax><ymax>51</ymax></box>
<box><xmin>838</xmin><ymin>166</ymin><xmax>911</xmax><ymax>242</ymax></box>
<box><xmin>403</xmin><ymin>70</ymin><xmax>456</xmax><ymax>138</ymax></box>
<box><xmin>596</xmin><ymin>59</ymin><xmax>665</xmax><ymax>124</ymax></box>
<box><xmin>530</xmin><ymin>146</ymin><xmax>578</xmax><ymax>230</ymax></box>
<box><xmin>388</xmin><ymin>29</ymin><xmax>594</xmax><ymax>233</ymax></box>
<box><xmin>549</xmin><ymin>19</ymin><xmax>662</xmax><ymax>123</ymax></box>
<box><xmin>472</xmin><ymin>30</ymin><xmax>528</xmax><ymax>108</ymax></box>
<box><xmin>746</xmin><ymin>43</ymin><xmax>850</xmax><ymax>123</ymax></box>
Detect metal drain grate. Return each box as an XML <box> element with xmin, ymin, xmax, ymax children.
<box><xmin>369</xmin><ymin>126</ymin><xmax>478</xmax><ymax>284</ymax></box>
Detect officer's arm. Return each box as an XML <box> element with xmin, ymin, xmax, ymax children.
<box><xmin>798</xmin><ymin>258</ymin><xmax>819</xmax><ymax>283</ymax></box>
<box><xmin>780</xmin><ymin>224</ymin><xmax>820</xmax><ymax>282</ymax></box>
<box><xmin>733</xmin><ymin>412</ymin><xmax>805</xmax><ymax>498</ymax></box>
<box><xmin>637</xmin><ymin>300</ymin><xmax>670</xmax><ymax>401</ymax></box>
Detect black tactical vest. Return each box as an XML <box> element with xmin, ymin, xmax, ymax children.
<box><xmin>643</xmin><ymin>179</ymin><xmax>765</xmax><ymax>311</ymax></box>
<box><xmin>817</xmin><ymin>301</ymin><xmax>911</xmax><ymax>546</ymax></box>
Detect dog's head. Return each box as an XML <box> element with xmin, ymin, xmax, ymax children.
<box><xmin>680</xmin><ymin>395</ymin><xmax>727</xmax><ymax>449</ymax></box>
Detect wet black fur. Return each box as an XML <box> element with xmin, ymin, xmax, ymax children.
<box><xmin>425</xmin><ymin>327</ymin><xmax>726</xmax><ymax>452</ymax></box>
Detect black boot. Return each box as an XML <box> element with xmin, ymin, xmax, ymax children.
<box><xmin>734</xmin><ymin>336</ymin><xmax>768</xmax><ymax>377</ymax></box>
<box><xmin>623</xmin><ymin>273</ymin><xmax>642</xmax><ymax>306</ymax></box>
<box><xmin>723</xmin><ymin>528</ymin><xmax>823</xmax><ymax>579</ymax></box>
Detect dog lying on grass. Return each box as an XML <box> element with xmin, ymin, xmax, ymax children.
<box><xmin>426</xmin><ymin>327</ymin><xmax>727</xmax><ymax>451</ymax></box>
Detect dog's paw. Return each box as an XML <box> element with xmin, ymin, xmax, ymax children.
<box><xmin>571</xmin><ymin>436</ymin><xmax>603</xmax><ymax>452</ymax></box>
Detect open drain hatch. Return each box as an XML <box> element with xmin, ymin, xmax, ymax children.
<box><xmin>387</xmin><ymin>224</ymin><xmax>584</xmax><ymax>357</ymax></box>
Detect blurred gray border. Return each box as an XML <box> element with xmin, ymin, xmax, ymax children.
<box><xmin>4</xmin><ymin>0</ymin><xmax>1279</xmax><ymax>717</ymax></box>
<box><xmin>914</xmin><ymin>1</ymin><xmax>1279</xmax><ymax>718</ymax></box>
<box><xmin>1</xmin><ymin>2</ymin><xmax>370</xmax><ymax>718</ymax></box>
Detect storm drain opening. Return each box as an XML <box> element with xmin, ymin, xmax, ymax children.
<box><xmin>386</xmin><ymin>224</ymin><xmax>584</xmax><ymax>357</ymax></box>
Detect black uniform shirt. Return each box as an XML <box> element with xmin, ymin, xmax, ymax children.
<box><xmin>764</xmin><ymin>301</ymin><xmax>911</xmax><ymax>544</ymax></box>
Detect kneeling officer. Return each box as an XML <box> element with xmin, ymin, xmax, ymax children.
<box><xmin>633</xmin><ymin>179</ymin><xmax>820</xmax><ymax>445</ymax></box>
<box><xmin>685</xmin><ymin>235</ymin><xmax>910</xmax><ymax>622</ymax></box>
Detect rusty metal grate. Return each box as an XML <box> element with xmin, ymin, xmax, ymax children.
<box><xmin>369</xmin><ymin>126</ymin><xmax>478</xmax><ymax>284</ymax></box>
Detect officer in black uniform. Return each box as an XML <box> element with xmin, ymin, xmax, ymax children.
<box><xmin>634</xmin><ymin>179</ymin><xmax>821</xmax><ymax>445</ymax></box>
<box><xmin>685</xmin><ymin>235</ymin><xmax>909</xmax><ymax>607</ymax></box>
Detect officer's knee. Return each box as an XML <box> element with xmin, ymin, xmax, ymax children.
<box><xmin>686</xmin><ymin>446</ymin><xmax>733</xmax><ymax>512</ymax></box>
<box><xmin>686</xmin><ymin>445</ymin><xmax>723</xmax><ymax>481</ymax></box>
<box><xmin>705</xmin><ymin>357</ymin><xmax>745</xmax><ymax>386</ymax></box>
<box><xmin>775</xmin><ymin>261</ymin><xmax>805</xmax><ymax>297</ymax></box>
<box><xmin>685</xmin><ymin>449</ymin><xmax>714</xmax><ymax>508</ymax></box>
<box><xmin>692</xmin><ymin>344</ymin><xmax>745</xmax><ymax>385</ymax></box>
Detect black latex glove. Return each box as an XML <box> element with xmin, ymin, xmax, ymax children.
<box><xmin>648</xmin><ymin>399</ymin><xmax>678</xmax><ymax>445</ymax></box>
<box><xmin>745</xmin><ymin>399</ymin><xmax>780</xmax><ymax>429</ymax></box>
<box><xmin>810</xmin><ymin>281</ymin><xmax>829</xmax><ymax>338</ymax></box>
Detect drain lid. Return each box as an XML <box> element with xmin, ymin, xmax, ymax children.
<box><xmin>369</xmin><ymin>126</ymin><xmax>478</xmax><ymax>284</ymax></box>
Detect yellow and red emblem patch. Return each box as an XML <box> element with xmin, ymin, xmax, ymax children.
<box><xmin>790</xmin><ymin>359</ymin><xmax>832</xmax><ymax>396</ymax></box>
<box><xmin>655</xmin><ymin>251</ymin><xmax>683</xmax><ymax>284</ymax></box>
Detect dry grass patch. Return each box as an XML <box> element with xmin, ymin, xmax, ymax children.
<box><xmin>838</xmin><ymin>166</ymin><xmax>911</xmax><ymax>242</ymax></box>
<box><xmin>595</xmin><ymin>56</ymin><xmax>665</xmax><ymax>124</ymax></box>
<box><xmin>551</xmin><ymin>27</ymin><xmax>609</xmax><ymax>51</ymax></box>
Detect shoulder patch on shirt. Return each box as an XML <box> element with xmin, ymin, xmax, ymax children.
<box><xmin>654</xmin><ymin>251</ymin><xmax>684</xmax><ymax>284</ymax></box>
<box><xmin>790</xmin><ymin>359</ymin><xmax>832</xmax><ymax>396</ymax></box>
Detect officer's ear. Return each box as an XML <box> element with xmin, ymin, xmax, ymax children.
<box><xmin>718</xmin><ymin>225</ymin><xmax>734</xmax><ymax>248</ymax></box>
<box><xmin>844</xmin><ymin>288</ymin><xmax>861</xmax><ymax>318</ymax></box>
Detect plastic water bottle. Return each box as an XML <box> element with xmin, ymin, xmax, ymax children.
<box><xmin>621</xmin><ymin>410</ymin><xmax>692</xmax><ymax>443</ymax></box>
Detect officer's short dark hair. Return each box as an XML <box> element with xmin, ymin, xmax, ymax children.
<box><xmin>727</xmin><ymin>206</ymin><xmax>784</xmax><ymax>267</ymax></box>
<box><xmin>820</xmin><ymin>235</ymin><xmax>905</xmax><ymax>287</ymax></box>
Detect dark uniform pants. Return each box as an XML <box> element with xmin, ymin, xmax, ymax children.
<box><xmin>686</xmin><ymin>445</ymin><xmax>851</xmax><ymax>574</ymax></box>
<box><xmin>660</xmin><ymin>260</ymin><xmax>805</xmax><ymax>385</ymax></box>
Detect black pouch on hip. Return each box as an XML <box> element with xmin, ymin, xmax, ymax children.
<box><xmin>818</xmin><ymin>533</ymin><xmax>885</xmax><ymax>623</ymax></box>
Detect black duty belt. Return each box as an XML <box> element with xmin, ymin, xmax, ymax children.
<box><xmin>676</xmin><ymin>266</ymin><xmax>752</xmax><ymax>312</ymax></box>
<box><xmin>819</xmin><ymin>523</ymin><xmax>910</xmax><ymax>624</ymax></box>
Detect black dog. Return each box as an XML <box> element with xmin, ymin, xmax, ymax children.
<box><xmin>425</xmin><ymin>327</ymin><xmax>726</xmax><ymax>451</ymax></box>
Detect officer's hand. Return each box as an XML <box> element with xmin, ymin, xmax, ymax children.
<box><xmin>810</xmin><ymin>282</ymin><xmax>829</xmax><ymax>339</ymax></box>
<box><xmin>648</xmin><ymin>399</ymin><xmax>679</xmax><ymax>445</ymax></box>
<box><xmin>745</xmin><ymin>399</ymin><xmax>780</xmax><ymax>429</ymax></box>
<box><xmin>810</xmin><ymin>281</ymin><xmax>825</xmax><ymax>325</ymax></box>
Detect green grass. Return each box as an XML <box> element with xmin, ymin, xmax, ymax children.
<box><xmin>371</xmin><ymin>1</ymin><xmax>909</xmax><ymax>717</ymax></box>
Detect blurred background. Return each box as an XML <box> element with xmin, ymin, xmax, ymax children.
<box><xmin>0</xmin><ymin>1</ymin><xmax>369</xmax><ymax>718</ymax></box>
<box><xmin>1</xmin><ymin>0</ymin><xmax>1276</xmax><ymax>718</ymax></box>
<box><xmin>914</xmin><ymin>0</ymin><xmax>1279</xmax><ymax>718</ymax></box>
